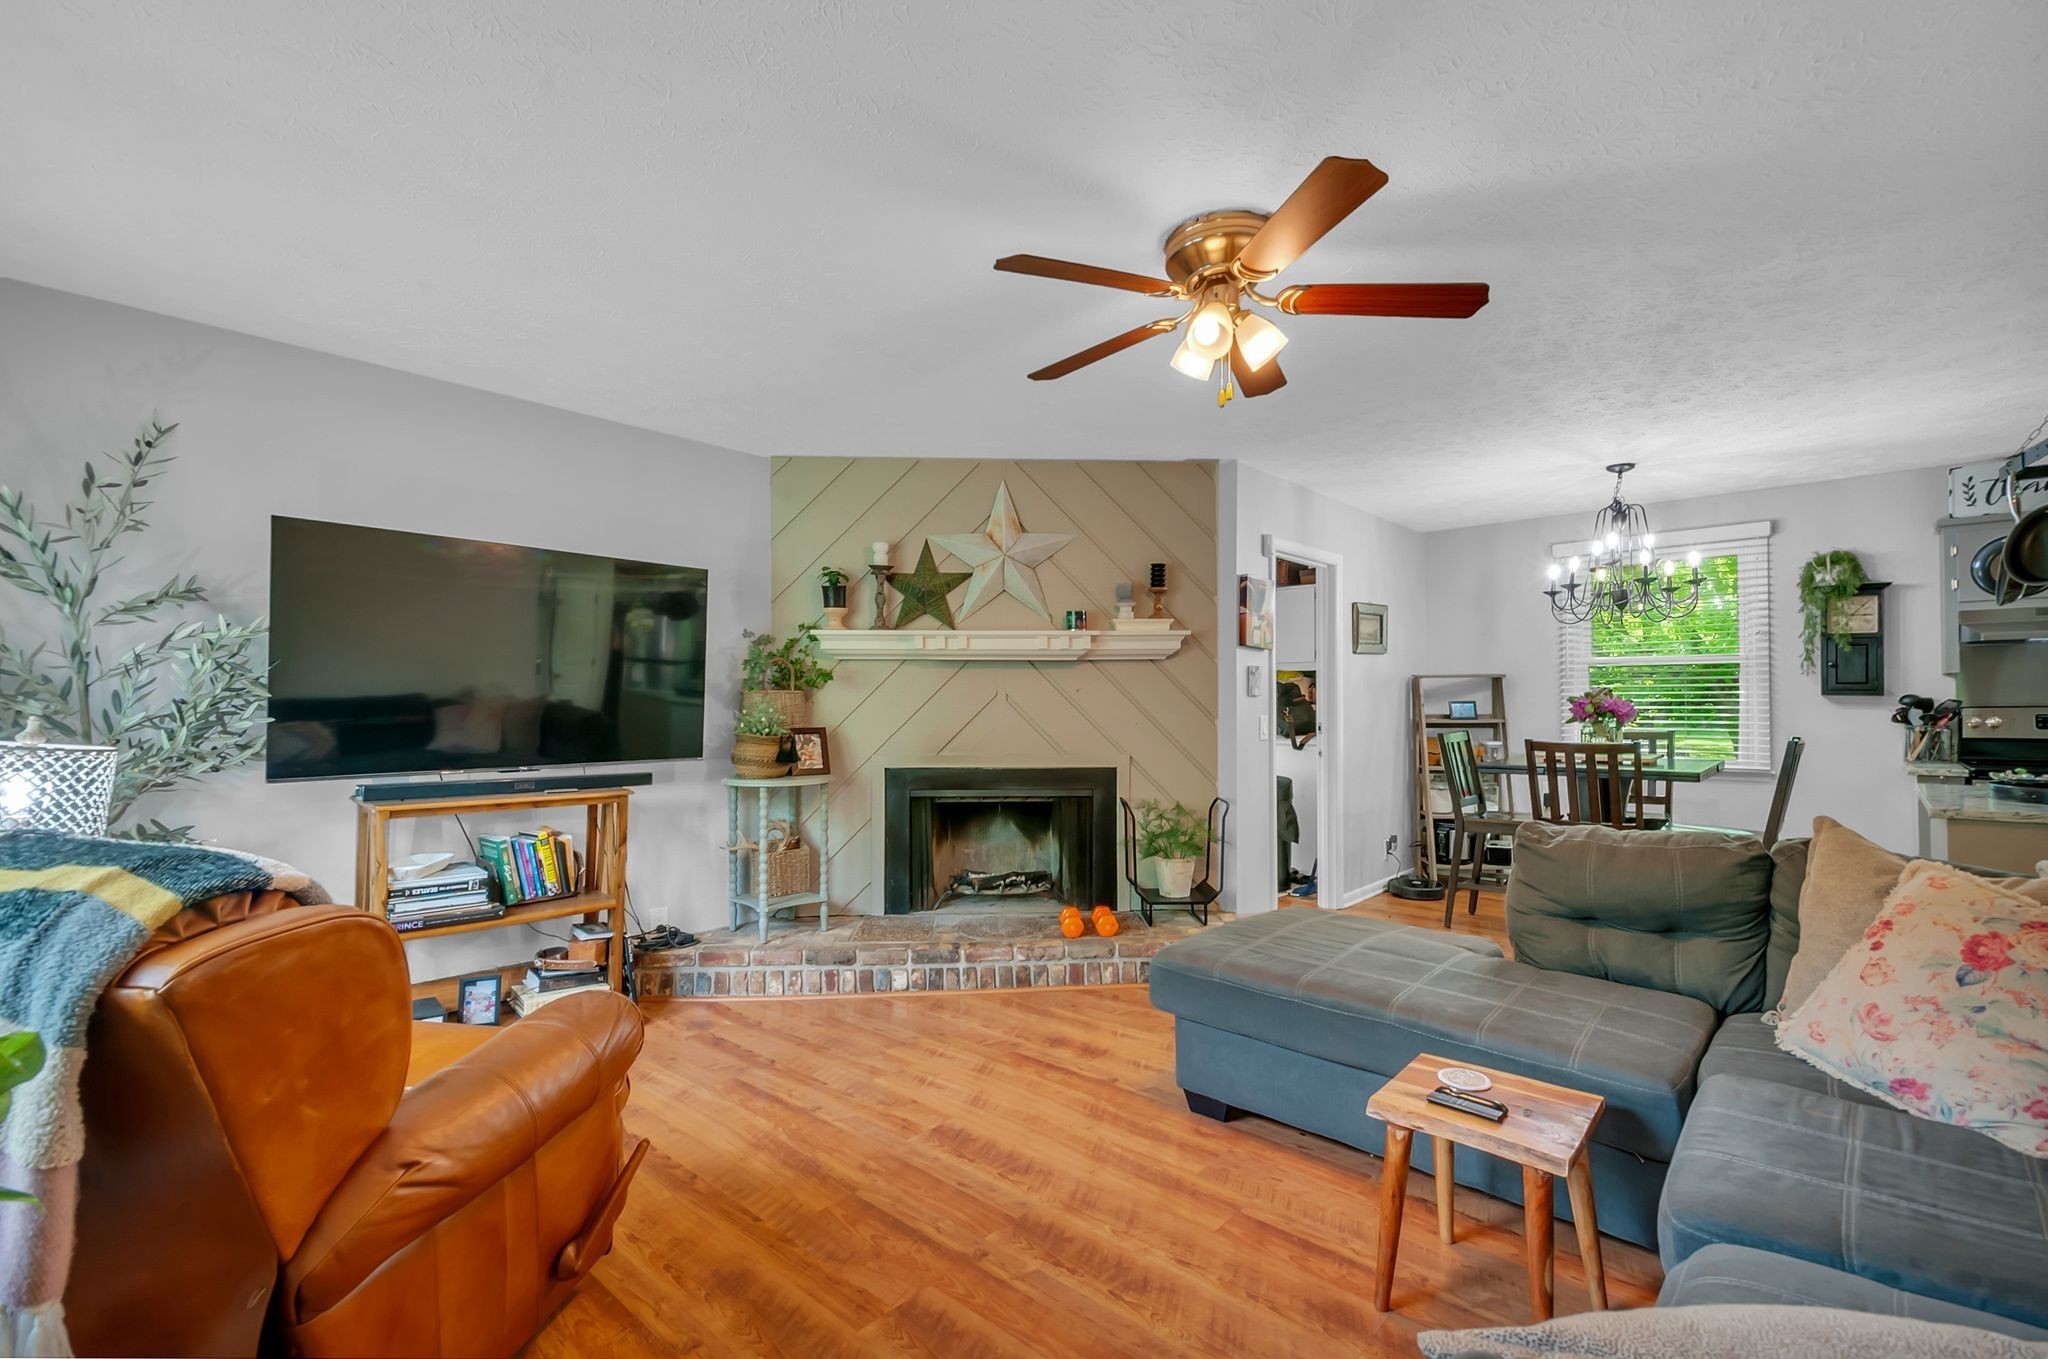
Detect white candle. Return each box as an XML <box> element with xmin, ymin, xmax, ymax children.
<box><xmin>869</xmin><ymin>540</ymin><xmax>891</xmax><ymax>567</ymax></box>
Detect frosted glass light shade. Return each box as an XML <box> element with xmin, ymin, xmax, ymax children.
<box><xmin>1232</xmin><ymin>311</ymin><xmax>1288</xmax><ymax>370</ymax></box>
<box><xmin>1186</xmin><ymin>300</ymin><xmax>1235</xmax><ymax>361</ymax></box>
<box><xmin>1170</xmin><ymin>336</ymin><xmax>1215</xmax><ymax>380</ymax></box>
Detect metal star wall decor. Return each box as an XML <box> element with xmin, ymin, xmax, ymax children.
<box><xmin>930</xmin><ymin>481</ymin><xmax>1074</xmax><ymax>622</ymax></box>
<box><xmin>892</xmin><ymin>541</ymin><xmax>973</xmax><ymax>629</ymax></box>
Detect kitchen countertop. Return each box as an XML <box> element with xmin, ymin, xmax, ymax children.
<box><xmin>1918</xmin><ymin>783</ymin><xmax>2048</xmax><ymax>824</ymax></box>
<box><xmin>1905</xmin><ymin>761</ymin><xmax>1969</xmax><ymax>778</ymax></box>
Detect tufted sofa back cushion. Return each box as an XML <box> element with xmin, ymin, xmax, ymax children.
<box><xmin>1507</xmin><ymin>824</ymin><xmax>1774</xmax><ymax>1014</ymax></box>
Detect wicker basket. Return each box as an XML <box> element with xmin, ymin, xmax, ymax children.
<box><xmin>763</xmin><ymin>820</ymin><xmax>817</xmax><ymax>897</ymax></box>
<box><xmin>732</xmin><ymin>733</ymin><xmax>789</xmax><ymax>780</ymax></box>
<box><xmin>743</xmin><ymin>686</ymin><xmax>807</xmax><ymax>730</ymax></box>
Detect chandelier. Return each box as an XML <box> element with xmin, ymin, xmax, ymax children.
<box><xmin>1544</xmin><ymin>463</ymin><xmax>1704</xmax><ymax>624</ymax></box>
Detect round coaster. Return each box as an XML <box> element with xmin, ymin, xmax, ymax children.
<box><xmin>1436</xmin><ymin>1066</ymin><xmax>1493</xmax><ymax>1092</ymax></box>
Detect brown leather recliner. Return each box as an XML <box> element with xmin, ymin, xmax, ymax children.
<box><xmin>63</xmin><ymin>895</ymin><xmax>647</xmax><ymax>1358</ymax></box>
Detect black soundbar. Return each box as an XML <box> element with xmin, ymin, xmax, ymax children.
<box><xmin>354</xmin><ymin>771</ymin><xmax>655</xmax><ymax>803</ymax></box>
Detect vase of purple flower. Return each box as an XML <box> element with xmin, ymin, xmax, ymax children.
<box><xmin>1567</xmin><ymin>686</ymin><xmax>1637</xmax><ymax>742</ymax></box>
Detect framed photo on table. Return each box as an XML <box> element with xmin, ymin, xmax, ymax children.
<box><xmin>787</xmin><ymin>727</ymin><xmax>832</xmax><ymax>777</ymax></box>
<box><xmin>456</xmin><ymin>972</ymin><xmax>503</xmax><ymax>1025</ymax></box>
<box><xmin>1447</xmin><ymin>700</ymin><xmax>1479</xmax><ymax>720</ymax></box>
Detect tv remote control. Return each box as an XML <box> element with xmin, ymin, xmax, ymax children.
<box><xmin>1426</xmin><ymin>1087</ymin><xmax>1508</xmax><ymax>1122</ymax></box>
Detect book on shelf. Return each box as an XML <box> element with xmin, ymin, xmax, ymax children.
<box><xmin>524</xmin><ymin>964</ymin><xmax>603</xmax><ymax>993</ymax></box>
<box><xmin>478</xmin><ymin>828</ymin><xmax>579</xmax><ymax>905</ymax></box>
<box><xmin>569</xmin><ymin>920</ymin><xmax>610</xmax><ymax>941</ymax></box>
<box><xmin>411</xmin><ymin>997</ymin><xmax>448</xmax><ymax>1022</ymax></box>
<box><xmin>392</xmin><ymin>903</ymin><xmax>505</xmax><ymax>933</ymax></box>
<box><xmin>508</xmin><ymin>979</ymin><xmax>609</xmax><ymax>1016</ymax></box>
<box><xmin>388</xmin><ymin>888</ymin><xmax>494</xmax><ymax>916</ymax></box>
<box><xmin>386</xmin><ymin>863</ymin><xmax>491</xmax><ymax>899</ymax></box>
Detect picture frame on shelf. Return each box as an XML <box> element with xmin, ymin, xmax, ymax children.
<box><xmin>1238</xmin><ymin>575</ymin><xmax>1274</xmax><ymax>650</ymax></box>
<box><xmin>456</xmin><ymin>972</ymin><xmax>503</xmax><ymax>1025</ymax></box>
<box><xmin>1447</xmin><ymin>700</ymin><xmax>1479</xmax><ymax>720</ymax></box>
<box><xmin>786</xmin><ymin>726</ymin><xmax>832</xmax><ymax>777</ymax></box>
<box><xmin>1352</xmin><ymin>602</ymin><xmax>1388</xmax><ymax>654</ymax></box>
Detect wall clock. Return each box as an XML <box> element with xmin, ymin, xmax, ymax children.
<box><xmin>1821</xmin><ymin>582</ymin><xmax>1888</xmax><ymax>696</ymax></box>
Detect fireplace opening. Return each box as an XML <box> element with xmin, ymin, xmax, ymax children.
<box><xmin>884</xmin><ymin>767</ymin><xmax>1117</xmax><ymax>914</ymax></box>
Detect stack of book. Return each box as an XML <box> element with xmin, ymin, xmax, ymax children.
<box><xmin>386</xmin><ymin>862</ymin><xmax>504</xmax><ymax>933</ymax></box>
<box><xmin>478</xmin><ymin>828</ymin><xmax>578</xmax><ymax>906</ymax></box>
<box><xmin>507</xmin><ymin>958</ymin><xmax>609</xmax><ymax>1016</ymax></box>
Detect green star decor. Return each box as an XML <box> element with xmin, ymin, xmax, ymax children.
<box><xmin>892</xmin><ymin>542</ymin><xmax>972</xmax><ymax>629</ymax></box>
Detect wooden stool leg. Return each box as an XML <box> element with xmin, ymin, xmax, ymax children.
<box><xmin>1567</xmin><ymin>1156</ymin><xmax>1607</xmax><ymax>1310</ymax></box>
<box><xmin>1522</xmin><ymin>1166</ymin><xmax>1554</xmax><ymax>1321</ymax></box>
<box><xmin>1373</xmin><ymin>1125</ymin><xmax>1414</xmax><ymax>1312</ymax></box>
<box><xmin>1433</xmin><ymin>1137</ymin><xmax>1456</xmax><ymax>1244</ymax></box>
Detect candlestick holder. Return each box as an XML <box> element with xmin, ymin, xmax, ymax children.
<box><xmin>867</xmin><ymin>565</ymin><xmax>895</xmax><ymax>629</ymax></box>
<box><xmin>1149</xmin><ymin>586</ymin><xmax>1169</xmax><ymax>619</ymax></box>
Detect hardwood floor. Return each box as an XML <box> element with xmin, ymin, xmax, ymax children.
<box><xmin>1313</xmin><ymin>884</ymin><xmax>1514</xmax><ymax>957</ymax></box>
<box><xmin>528</xmin><ymin>957</ymin><xmax>1654</xmax><ymax>1358</ymax></box>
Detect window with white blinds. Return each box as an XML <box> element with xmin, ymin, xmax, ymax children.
<box><xmin>1557</xmin><ymin>522</ymin><xmax>1773</xmax><ymax>772</ymax></box>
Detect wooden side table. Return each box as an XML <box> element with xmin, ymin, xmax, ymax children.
<box><xmin>1365</xmin><ymin>1053</ymin><xmax>1607</xmax><ymax>1321</ymax></box>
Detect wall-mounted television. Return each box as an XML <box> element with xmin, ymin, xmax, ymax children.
<box><xmin>266</xmin><ymin>516</ymin><xmax>709</xmax><ymax>782</ymax></box>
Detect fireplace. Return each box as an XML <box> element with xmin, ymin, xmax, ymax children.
<box><xmin>883</xmin><ymin>767</ymin><xmax>1117</xmax><ymax>913</ymax></box>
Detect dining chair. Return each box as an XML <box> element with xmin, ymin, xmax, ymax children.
<box><xmin>1437</xmin><ymin>731</ymin><xmax>1529</xmax><ymax>927</ymax></box>
<box><xmin>1525</xmin><ymin>739</ymin><xmax>1645</xmax><ymax>830</ymax></box>
<box><xmin>1628</xmin><ymin>727</ymin><xmax>1678</xmax><ymax>828</ymax></box>
<box><xmin>1675</xmin><ymin>736</ymin><xmax>1805</xmax><ymax>848</ymax></box>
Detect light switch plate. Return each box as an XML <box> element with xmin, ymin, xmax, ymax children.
<box><xmin>1258</xmin><ymin>714</ymin><xmax>1270</xmax><ymax>741</ymax></box>
<box><xmin>1246</xmin><ymin>664</ymin><xmax>1262</xmax><ymax>697</ymax></box>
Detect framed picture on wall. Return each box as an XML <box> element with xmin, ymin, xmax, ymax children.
<box><xmin>1238</xmin><ymin>575</ymin><xmax>1275</xmax><ymax>649</ymax></box>
<box><xmin>1352</xmin><ymin>602</ymin><xmax>1388</xmax><ymax>654</ymax></box>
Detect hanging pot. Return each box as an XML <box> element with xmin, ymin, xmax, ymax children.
<box><xmin>2000</xmin><ymin>467</ymin><xmax>2048</xmax><ymax>587</ymax></box>
<box><xmin>1971</xmin><ymin>537</ymin><xmax>2040</xmax><ymax>605</ymax></box>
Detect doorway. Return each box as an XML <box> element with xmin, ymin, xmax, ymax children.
<box><xmin>1271</xmin><ymin>549</ymin><xmax>1336</xmax><ymax>909</ymax></box>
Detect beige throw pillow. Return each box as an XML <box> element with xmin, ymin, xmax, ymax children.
<box><xmin>1778</xmin><ymin>816</ymin><xmax>2048</xmax><ymax>1014</ymax></box>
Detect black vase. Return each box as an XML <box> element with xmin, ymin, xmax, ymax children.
<box><xmin>821</xmin><ymin>582</ymin><xmax>848</xmax><ymax>609</ymax></box>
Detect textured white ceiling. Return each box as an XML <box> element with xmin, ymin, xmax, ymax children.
<box><xmin>2</xmin><ymin>1</ymin><xmax>2044</xmax><ymax>528</ymax></box>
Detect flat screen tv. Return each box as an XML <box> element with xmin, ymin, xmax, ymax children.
<box><xmin>267</xmin><ymin>516</ymin><xmax>709</xmax><ymax>781</ymax></box>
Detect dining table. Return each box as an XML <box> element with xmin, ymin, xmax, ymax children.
<box><xmin>1475</xmin><ymin>753</ymin><xmax>1726</xmax><ymax>825</ymax></box>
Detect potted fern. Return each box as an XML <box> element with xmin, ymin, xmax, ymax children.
<box><xmin>0</xmin><ymin>420</ymin><xmax>268</xmax><ymax>839</ymax></box>
<box><xmin>732</xmin><ymin>696</ymin><xmax>791</xmax><ymax>779</ymax></box>
<box><xmin>819</xmin><ymin>566</ymin><xmax>851</xmax><ymax>629</ymax></box>
<box><xmin>1137</xmin><ymin>799</ymin><xmax>1209</xmax><ymax>898</ymax></box>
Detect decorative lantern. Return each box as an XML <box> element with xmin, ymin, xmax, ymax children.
<box><xmin>0</xmin><ymin>717</ymin><xmax>118</xmax><ymax>836</ymax></box>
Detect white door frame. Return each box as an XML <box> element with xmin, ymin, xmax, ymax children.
<box><xmin>1264</xmin><ymin>535</ymin><xmax>1343</xmax><ymax>910</ymax></box>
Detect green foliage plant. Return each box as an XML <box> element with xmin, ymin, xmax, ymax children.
<box><xmin>734</xmin><ymin>695</ymin><xmax>790</xmax><ymax>738</ymax></box>
<box><xmin>1136</xmin><ymin>799</ymin><xmax>1209</xmax><ymax>861</ymax></box>
<box><xmin>1797</xmin><ymin>550</ymin><xmax>1867</xmax><ymax>674</ymax></box>
<box><xmin>817</xmin><ymin>566</ymin><xmax>849</xmax><ymax>587</ymax></box>
<box><xmin>0</xmin><ymin>421</ymin><xmax>268</xmax><ymax>839</ymax></box>
<box><xmin>0</xmin><ymin>1032</ymin><xmax>46</xmax><ymax>1203</ymax></box>
<box><xmin>741</xmin><ymin>624</ymin><xmax>835</xmax><ymax>693</ymax></box>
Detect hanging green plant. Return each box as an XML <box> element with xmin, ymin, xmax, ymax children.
<box><xmin>1798</xmin><ymin>549</ymin><xmax>1867</xmax><ymax>674</ymax></box>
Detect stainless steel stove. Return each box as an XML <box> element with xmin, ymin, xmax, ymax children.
<box><xmin>1955</xmin><ymin>641</ymin><xmax>2048</xmax><ymax>780</ymax></box>
<box><xmin>1956</xmin><ymin>706</ymin><xmax>2048</xmax><ymax>780</ymax></box>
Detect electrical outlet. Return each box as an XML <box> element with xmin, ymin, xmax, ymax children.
<box><xmin>1258</xmin><ymin>714</ymin><xmax>1270</xmax><ymax>741</ymax></box>
<box><xmin>1384</xmin><ymin>834</ymin><xmax>1399</xmax><ymax>857</ymax></box>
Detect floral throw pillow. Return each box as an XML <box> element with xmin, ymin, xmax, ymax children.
<box><xmin>1774</xmin><ymin>859</ymin><xmax>2048</xmax><ymax>1157</ymax></box>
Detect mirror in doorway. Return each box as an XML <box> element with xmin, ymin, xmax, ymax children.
<box><xmin>1276</xmin><ymin>670</ymin><xmax>1317</xmax><ymax>750</ymax></box>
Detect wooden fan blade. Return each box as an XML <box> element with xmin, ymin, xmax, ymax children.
<box><xmin>1229</xmin><ymin>340</ymin><xmax>1286</xmax><ymax>398</ymax></box>
<box><xmin>1028</xmin><ymin>319</ymin><xmax>1179</xmax><ymax>381</ymax></box>
<box><xmin>1277</xmin><ymin>282</ymin><xmax>1490</xmax><ymax>318</ymax></box>
<box><xmin>995</xmin><ymin>254</ymin><xmax>1177</xmax><ymax>295</ymax></box>
<box><xmin>1236</xmin><ymin>157</ymin><xmax>1390</xmax><ymax>278</ymax></box>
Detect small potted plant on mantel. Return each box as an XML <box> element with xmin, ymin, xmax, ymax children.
<box><xmin>818</xmin><ymin>566</ymin><xmax>851</xmax><ymax>629</ymax></box>
<box><xmin>1137</xmin><ymin>799</ymin><xmax>1210</xmax><ymax>899</ymax></box>
<box><xmin>732</xmin><ymin>697</ymin><xmax>791</xmax><ymax>779</ymax></box>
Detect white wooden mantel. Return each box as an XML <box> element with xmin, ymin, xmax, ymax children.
<box><xmin>813</xmin><ymin>628</ymin><xmax>1189</xmax><ymax>663</ymax></box>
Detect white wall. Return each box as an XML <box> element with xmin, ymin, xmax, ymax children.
<box><xmin>0</xmin><ymin>281</ymin><xmax>769</xmax><ymax>977</ymax></box>
<box><xmin>1219</xmin><ymin>462</ymin><xmax>1431</xmax><ymax>910</ymax></box>
<box><xmin>1421</xmin><ymin>466</ymin><xmax>1950</xmax><ymax>854</ymax></box>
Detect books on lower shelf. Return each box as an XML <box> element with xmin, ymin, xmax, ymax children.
<box><xmin>524</xmin><ymin>963</ymin><xmax>603</xmax><ymax>993</ymax></box>
<box><xmin>477</xmin><ymin>828</ymin><xmax>579</xmax><ymax>905</ymax></box>
<box><xmin>386</xmin><ymin>861</ymin><xmax>506</xmax><ymax>931</ymax></box>
<box><xmin>508</xmin><ymin>979</ymin><xmax>610</xmax><ymax>1016</ymax></box>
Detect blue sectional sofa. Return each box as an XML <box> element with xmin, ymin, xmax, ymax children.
<box><xmin>1148</xmin><ymin>825</ymin><xmax>2048</xmax><ymax>1338</ymax></box>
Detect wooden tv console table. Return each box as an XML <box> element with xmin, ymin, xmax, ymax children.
<box><xmin>353</xmin><ymin>785</ymin><xmax>631</xmax><ymax>992</ymax></box>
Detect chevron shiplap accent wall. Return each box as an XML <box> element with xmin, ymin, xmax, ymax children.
<box><xmin>770</xmin><ymin>458</ymin><xmax>1219</xmax><ymax>915</ymax></box>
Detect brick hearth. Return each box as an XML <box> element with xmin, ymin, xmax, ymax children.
<box><xmin>634</xmin><ymin>909</ymin><xmax>1228</xmax><ymax>998</ymax></box>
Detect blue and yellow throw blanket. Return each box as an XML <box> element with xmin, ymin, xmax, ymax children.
<box><xmin>0</xmin><ymin>831</ymin><xmax>329</xmax><ymax>1356</ymax></box>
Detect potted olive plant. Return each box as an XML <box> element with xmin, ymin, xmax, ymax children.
<box><xmin>1137</xmin><ymin>799</ymin><xmax>1210</xmax><ymax>898</ymax></box>
<box><xmin>819</xmin><ymin>566</ymin><xmax>850</xmax><ymax>629</ymax></box>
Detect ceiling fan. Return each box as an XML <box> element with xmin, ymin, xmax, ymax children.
<box><xmin>995</xmin><ymin>156</ymin><xmax>1489</xmax><ymax>402</ymax></box>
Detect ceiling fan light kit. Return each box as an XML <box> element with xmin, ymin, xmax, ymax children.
<box><xmin>995</xmin><ymin>156</ymin><xmax>1490</xmax><ymax>402</ymax></box>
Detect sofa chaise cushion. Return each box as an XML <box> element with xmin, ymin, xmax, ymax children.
<box><xmin>1148</xmin><ymin>910</ymin><xmax>1717</xmax><ymax>1162</ymax></box>
<box><xmin>1506</xmin><ymin>824</ymin><xmax>1773</xmax><ymax>1014</ymax></box>
<box><xmin>1660</xmin><ymin>1074</ymin><xmax>2048</xmax><ymax>1329</ymax></box>
<box><xmin>1660</xmin><ymin>1244</ymin><xmax>2048</xmax><ymax>1342</ymax></box>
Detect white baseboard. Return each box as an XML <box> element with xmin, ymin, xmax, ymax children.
<box><xmin>1339</xmin><ymin>873</ymin><xmax>1394</xmax><ymax>907</ymax></box>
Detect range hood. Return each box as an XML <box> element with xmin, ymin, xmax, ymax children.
<box><xmin>1959</xmin><ymin>602</ymin><xmax>2048</xmax><ymax>642</ymax></box>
